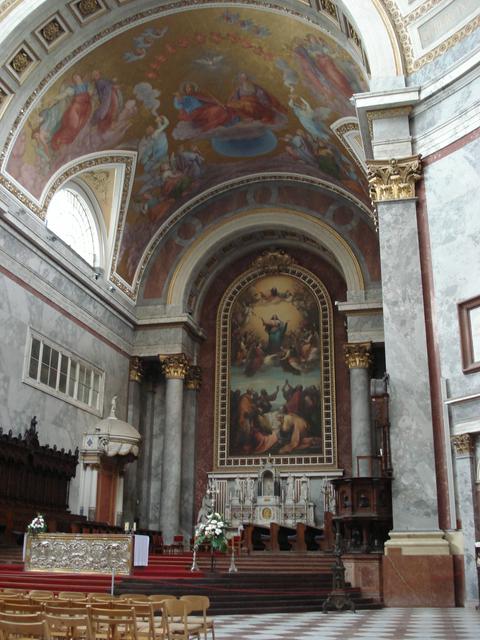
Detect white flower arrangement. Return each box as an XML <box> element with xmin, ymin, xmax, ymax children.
<box><xmin>27</xmin><ymin>514</ymin><xmax>47</xmax><ymax>535</ymax></box>
<box><xmin>194</xmin><ymin>512</ymin><xmax>228</xmax><ymax>552</ymax></box>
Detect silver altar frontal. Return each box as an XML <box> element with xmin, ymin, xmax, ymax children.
<box><xmin>223</xmin><ymin>461</ymin><xmax>315</xmax><ymax>528</ymax></box>
<box><xmin>24</xmin><ymin>533</ymin><xmax>133</xmax><ymax>575</ymax></box>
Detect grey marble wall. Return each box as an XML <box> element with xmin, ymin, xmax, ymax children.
<box><xmin>0</xmin><ymin>270</ymin><xmax>130</xmax><ymax>515</ymax></box>
<box><xmin>424</xmin><ymin>136</ymin><xmax>480</xmax><ymax>401</ymax></box>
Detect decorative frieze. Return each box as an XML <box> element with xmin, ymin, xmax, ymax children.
<box><xmin>366</xmin><ymin>155</ymin><xmax>422</xmax><ymax>203</ymax></box>
<box><xmin>129</xmin><ymin>357</ymin><xmax>143</xmax><ymax>383</ymax></box>
<box><xmin>185</xmin><ymin>365</ymin><xmax>202</xmax><ymax>391</ymax></box>
<box><xmin>161</xmin><ymin>354</ymin><xmax>190</xmax><ymax>380</ymax></box>
<box><xmin>451</xmin><ymin>433</ymin><xmax>474</xmax><ymax>456</ymax></box>
<box><xmin>344</xmin><ymin>342</ymin><xmax>372</xmax><ymax>369</ymax></box>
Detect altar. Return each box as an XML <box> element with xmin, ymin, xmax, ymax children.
<box><xmin>24</xmin><ymin>533</ymin><xmax>149</xmax><ymax>575</ymax></box>
<box><xmin>223</xmin><ymin>460</ymin><xmax>315</xmax><ymax>528</ymax></box>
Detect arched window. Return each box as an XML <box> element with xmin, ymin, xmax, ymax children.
<box><xmin>46</xmin><ymin>187</ymin><xmax>101</xmax><ymax>267</ymax></box>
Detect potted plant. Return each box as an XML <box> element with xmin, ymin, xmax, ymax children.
<box><xmin>194</xmin><ymin>512</ymin><xmax>228</xmax><ymax>572</ymax></box>
<box><xmin>27</xmin><ymin>514</ymin><xmax>47</xmax><ymax>535</ymax></box>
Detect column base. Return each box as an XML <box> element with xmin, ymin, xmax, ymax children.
<box><xmin>383</xmin><ymin>531</ymin><xmax>454</xmax><ymax>607</ymax></box>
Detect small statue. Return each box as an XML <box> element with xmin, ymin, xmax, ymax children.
<box><xmin>286</xmin><ymin>474</ymin><xmax>295</xmax><ymax>502</ymax></box>
<box><xmin>300</xmin><ymin>474</ymin><xmax>309</xmax><ymax>502</ymax></box>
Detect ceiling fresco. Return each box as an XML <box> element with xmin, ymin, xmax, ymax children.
<box><xmin>5</xmin><ymin>7</ymin><xmax>369</xmax><ymax>287</ymax></box>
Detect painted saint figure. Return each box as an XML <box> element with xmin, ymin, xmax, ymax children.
<box><xmin>138</xmin><ymin>115</ymin><xmax>169</xmax><ymax>173</ymax></box>
<box><xmin>51</xmin><ymin>74</ymin><xmax>92</xmax><ymax>151</ymax></box>
<box><xmin>173</xmin><ymin>82</ymin><xmax>233</xmax><ymax>133</ymax></box>
<box><xmin>262</xmin><ymin>314</ymin><xmax>287</xmax><ymax>354</ymax></box>
<box><xmin>91</xmin><ymin>70</ymin><xmax>123</xmax><ymax>134</ymax></box>
<box><xmin>228</xmin><ymin>72</ymin><xmax>286</xmax><ymax>124</ymax></box>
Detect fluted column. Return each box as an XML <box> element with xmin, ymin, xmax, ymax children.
<box><xmin>181</xmin><ymin>365</ymin><xmax>202</xmax><ymax>538</ymax></box>
<box><xmin>160</xmin><ymin>354</ymin><xmax>189</xmax><ymax>544</ymax></box>
<box><xmin>452</xmin><ymin>434</ymin><xmax>479</xmax><ymax>606</ymax></box>
<box><xmin>123</xmin><ymin>358</ymin><xmax>143</xmax><ymax>526</ymax></box>
<box><xmin>344</xmin><ymin>342</ymin><xmax>372</xmax><ymax>476</ymax></box>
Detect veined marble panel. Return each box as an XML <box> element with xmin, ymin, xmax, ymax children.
<box><xmin>424</xmin><ymin>136</ymin><xmax>480</xmax><ymax>399</ymax></box>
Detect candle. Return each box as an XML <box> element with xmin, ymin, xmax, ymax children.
<box><xmin>124</xmin><ymin>522</ymin><xmax>129</xmax><ymax>532</ymax></box>
<box><xmin>133</xmin><ymin>522</ymin><xmax>136</xmax><ymax>532</ymax></box>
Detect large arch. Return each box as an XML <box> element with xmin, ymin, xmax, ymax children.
<box><xmin>166</xmin><ymin>208</ymin><xmax>365</xmax><ymax>315</ymax></box>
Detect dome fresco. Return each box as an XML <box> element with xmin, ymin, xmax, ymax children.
<box><xmin>6</xmin><ymin>7</ymin><xmax>369</xmax><ymax>285</ymax></box>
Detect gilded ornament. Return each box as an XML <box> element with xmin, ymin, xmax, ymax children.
<box><xmin>0</xmin><ymin>86</ymin><xmax>7</xmax><ymax>106</ymax></box>
<box><xmin>451</xmin><ymin>433</ymin><xmax>473</xmax><ymax>456</ymax></box>
<box><xmin>41</xmin><ymin>19</ymin><xmax>64</xmax><ymax>44</ymax></box>
<box><xmin>76</xmin><ymin>0</ymin><xmax>101</xmax><ymax>17</ymax></box>
<box><xmin>129</xmin><ymin>357</ymin><xmax>143</xmax><ymax>383</ymax></box>
<box><xmin>185</xmin><ymin>365</ymin><xmax>202</xmax><ymax>391</ymax></box>
<box><xmin>344</xmin><ymin>342</ymin><xmax>372</xmax><ymax>369</ymax></box>
<box><xmin>319</xmin><ymin>0</ymin><xmax>338</xmax><ymax>21</ymax></box>
<box><xmin>161</xmin><ymin>353</ymin><xmax>190</xmax><ymax>379</ymax></box>
<box><xmin>10</xmin><ymin>49</ymin><xmax>33</xmax><ymax>74</ymax></box>
<box><xmin>251</xmin><ymin>249</ymin><xmax>296</xmax><ymax>274</ymax></box>
<box><xmin>367</xmin><ymin>155</ymin><xmax>422</xmax><ymax>203</ymax></box>
<box><xmin>346</xmin><ymin>20</ymin><xmax>361</xmax><ymax>48</ymax></box>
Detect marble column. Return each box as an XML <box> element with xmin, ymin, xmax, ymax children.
<box><xmin>181</xmin><ymin>365</ymin><xmax>201</xmax><ymax>539</ymax></box>
<box><xmin>344</xmin><ymin>342</ymin><xmax>372</xmax><ymax>476</ymax></box>
<box><xmin>137</xmin><ymin>381</ymin><xmax>155</xmax><ymax>529</ymax></box>
<box><xmin>87</xmin><ymin>464</ymin><xmax>99</xmax><ymax>522</ymax></box>
<box><xmin>123</xmin><ymin>358</ymin><xmax>143</xmax><ymax>526</ymax></box>
<box><xmin>160</xmin><ymin>354</ymin><xmax>189</xmax><ymax>545</ymax></box>
<box><xmin>115</xmin><ymin>473</ymin><xmax>124</xmax><ymax>527</ymax></box>
<box><xmin>148</xmin><ymin>381</ymin><xmax>165</xmax><ymax>530</ymax></box>
<box><xmin>452</xmin><ymin>434</ymin><xmax>480</xmax><ymax>606</ymax></box>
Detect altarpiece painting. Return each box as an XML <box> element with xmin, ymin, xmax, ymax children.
<box><xmin>215</xmin><ymin>252</ymin><xmax>336</xmax><ymax>470</ymax></box>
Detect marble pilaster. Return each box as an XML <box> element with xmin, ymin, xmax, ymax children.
<box><xmin>344</xmin><ymin>342</ymin><xmax>372</xmax><ymax>476</ymax></box>
<box><xmin>181</xmin><ymin>365</ymin><xmax>201</xmax><ymax>538</ymax></box>
<box><xmin>377</xmin><ymin>196</ymin><xmax>439</xmax><ymax>531</ymax></box>
<box><xmin>452</xmin><ymin>434</ymin><xmax>480</xmax><ymax>606</ymax></box>
<box><xmin>160</xmin><ymin>354</ymin><xmax>189</xmax><ymax>544</ymax></box>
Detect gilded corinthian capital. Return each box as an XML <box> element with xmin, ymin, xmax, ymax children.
<box><xmin>185</xmin><ymin>365</ymin><xmax>202</xmax><ymax>391</ymax></box>
<box><xmin>366</xmin><ymin>155</ymin><xmax>422</xmax><ymax>203</ymax></box>
<box><xmin>344</xmin><ymin>342</ymin><xmax>372</xmax><ymax>369</ymax></box>
<box><xmin>160</xmin><ymin>353</ymin><xmax>190</xmax><ymax>380</ymax></box>
<box><xmin>451</xmin><ymin>433</ymin><xmax>473</xmax><ymax>456</ymax></box>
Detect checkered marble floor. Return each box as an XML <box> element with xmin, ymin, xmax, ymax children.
<box><xmin>212</xmin><ymin>608</ymin><xmax>480</xmax><ymax>639</ymax></box>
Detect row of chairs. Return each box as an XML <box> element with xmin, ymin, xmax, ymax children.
<box><xmin>0</xmin><ymin>591</ymin><xmax>214</xmax><ymax>640</ymax></box>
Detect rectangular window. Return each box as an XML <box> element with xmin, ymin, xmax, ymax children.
<box><xmin>25</xmin><ymin>332</ymin><xmax>104</xmax><ymax>413</ymax></box>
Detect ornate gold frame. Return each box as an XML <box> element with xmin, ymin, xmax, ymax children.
<box><xmin>214</xmin><ymin>252</ymin><xmax>337</xmax><ymax>472</ymax></box>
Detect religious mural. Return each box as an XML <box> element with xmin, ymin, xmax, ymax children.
<box><xmin>229</xmin><ymin>274</ymin><xmax>323</xmax><ymax>458</ymax></box>
<box><xmin>5</xmin><ymin>8</ymin><xmax>369</xmax><ymax>286</ymax></box>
